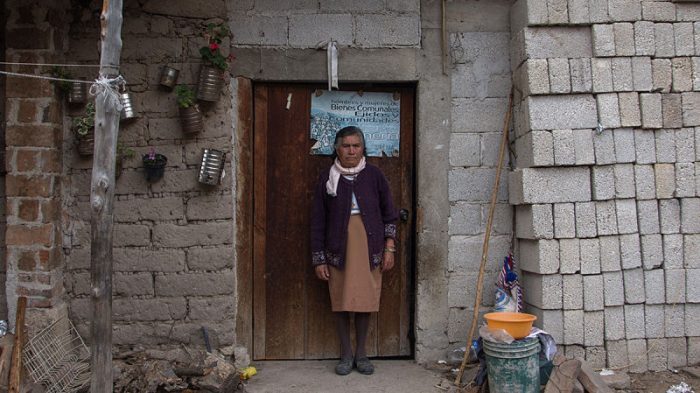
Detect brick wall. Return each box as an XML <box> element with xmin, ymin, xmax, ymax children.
<box><xmin>510</xmin><ymin>0</ymin><xmax>700</xmax><ymax>370</ymax></box>
<box><xmin>62</xmin><ymin>0</ymin><xmax>235</xmax><ymax>350</ymax></box>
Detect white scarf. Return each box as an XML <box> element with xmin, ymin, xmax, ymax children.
<box><xmin>326</xmin><ymin>156</ymin><xmax>366</xmax><ymax>196</ymax></box>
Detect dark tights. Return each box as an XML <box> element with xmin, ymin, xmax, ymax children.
<box><xmin>335</xmin><ymin>312</ymin><xmax>371</xmax><ymax>360</ymax></box>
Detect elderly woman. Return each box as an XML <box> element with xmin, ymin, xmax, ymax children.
<box><xmin>311</xmin><ymin>126</ymin><xmax>398</xmax><ymax>376</ymax></box>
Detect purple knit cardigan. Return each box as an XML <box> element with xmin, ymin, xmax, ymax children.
<box><xmin>310</xmin><ymin>164</ymin><xmax>398</xmax><ymax>269</ymax></box>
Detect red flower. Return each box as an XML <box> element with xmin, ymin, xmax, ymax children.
<box><xmin>209</xmin><ymin>42</ymin><xmax>219</xmax><ymax>51</ymax></box>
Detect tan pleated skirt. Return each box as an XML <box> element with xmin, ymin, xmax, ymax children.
<box><xmin>328</xmin><ymin>215</ymin><xmax>382</xmax><ymax>312</ymax></box>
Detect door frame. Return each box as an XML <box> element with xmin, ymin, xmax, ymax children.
<box><xmin>233</xmin><ymin>79</ymin><xmax>418</xmax><ymax>359</ymax></box>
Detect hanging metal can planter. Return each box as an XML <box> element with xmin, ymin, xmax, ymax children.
<box><xmin>75</xmin><ymin>130</ymin><xmax>94</xmax><ymax>157</ymax></box>
<box><xmin>159</xmin><ymin>66</ymin><xmax>180</xmax><ymax>89</ymax></box>
<box><xmin>196</xmin><ymin>65</ymin><xmax>224</xmax><ymax>101</ymax></box>
<box><xmin>198</xmin><ymin>148</ymin><xmax>226</xmax><ymax>186</ymax></box>
<box><xmin>67</xmin><ymin>82</ymin><xmax>87</xmax><ymax>104</ymax></box>
<box><xmin>180</xmin><ymin>105</ymin><xmax>204</xmax><ymax>136</ymax></box>
<box><xmin>120</xmin><ymin>91</ymin><xmax>137</xmax><ymax>121</ymax></box>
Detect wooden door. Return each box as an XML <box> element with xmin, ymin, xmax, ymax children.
<box><xmin>253</xmin><ymin>83</ymin><xmax>414</xmax><ymax>360</ymax></box>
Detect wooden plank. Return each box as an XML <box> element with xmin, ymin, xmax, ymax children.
<box><xmin>252</xmin><ymin>85</ymin><xmax>268</xmax><ymax>360</ymax></box>
<box><xmin>0</xmin><ymin>334</ymin><xmax>15</xmax><ymax>389</ymax></box>
<box><xmin>234</xmin><ymin>77</ymin><xmax>254</xmax><ymax>352</ymax></box>
<box><xmin>9</xmin><ymin>297</ymin><xmax>26</xmax><ymax>393</ymax></box>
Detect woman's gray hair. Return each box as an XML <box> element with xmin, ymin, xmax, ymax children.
<box><xmin>333</xmin><ymin>126</ymin><xmax>366</xmax><ymax>151</ymax></box>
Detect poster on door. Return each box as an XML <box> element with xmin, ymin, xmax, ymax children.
<box><xmin>310</xmin><ymin>90</ymin><xmax>400</xmax><ymax>157</ymax></box>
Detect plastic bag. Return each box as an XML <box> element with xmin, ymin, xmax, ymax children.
<box><xmin>478</xmin><ymin>324</ymin><xmax>514</xmax><ymax>344</ymax></box>
<box><xmin>493</xmin><ymin>287</ymin><xmax>517</xmax><ymax>312</ymax></box>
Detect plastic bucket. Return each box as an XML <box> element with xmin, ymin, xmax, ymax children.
<box><xmin>483</xmin><ymin>337</ymin><xmax>540</xmax><ymax>393</ymax></box>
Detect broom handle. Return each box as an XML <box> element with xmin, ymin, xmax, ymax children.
<box><xmin>455</xmin><ymin>91</ymin><xmax>513</xmax><ymax>386</ymax></box>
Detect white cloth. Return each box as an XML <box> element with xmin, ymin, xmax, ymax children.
<box><xmin>326</xmin><ymin>156</ymin><xmax>366</xmax><ymax>196</ymax></box>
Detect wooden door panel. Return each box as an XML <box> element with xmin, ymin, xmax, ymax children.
<box><xmin>253</xmin><ymin>84</ymin><xmax>414</xmax><ymax>360</ymax></box>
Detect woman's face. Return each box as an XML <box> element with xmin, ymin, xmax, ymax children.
<box><xmin>336</xmin><ymin>134</ymin><xmax>364</xmax><ymax>168</ymax></box>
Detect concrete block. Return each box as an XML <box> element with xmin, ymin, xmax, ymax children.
<box><xmin>515</xmin><ymin>131</ymin><xmax>554</xmax><ymax>168</ymax></box>
<box><xmin>614</xmin><ymin>164</ymin><xmax>636</xmax><ymax>199</ymax></box>
<box><xmin>667</xmin><ymin>337</ymin><xmax>687</xmax><ymax>369</ymax></box>
<box><xmin>580</xmin><ymin>238</ymin><xmax>601</xmax><ymax>275</ymax></box>
<box><xmin>686</xmin><ymin>234</ymin><xmax>700</xmax><ymax>268</ymax></box>
<box><xmin>666</xmin><ymin>268</ymin><xmax>687</xmax><ymax>305</ymax></box>
<box><xmin>687</xmin><ymin>304</ymin><xmax>700</xmax><ymax>336</ymax></box>
<box><xmin>663</xmin><ymin>234</ymin><xmax>684</xmax><ymax>269</ymax></box>
<box><xmin>448</xmin><ymin>235</ymin><xmax>511</xmax><ymax>272</ymax></box>
<box><xmin>527</xmin><ymin>95</ymin><xmax>598</xmax><ymax>130</ymax></box>
<box><xmin>563</xmin><ymin>309</ymin><xmax>584</xmax><ymax>345</ymax></box>
<box><xmin>583</xmin><ymin>274</ymin><xmax>604</xmax><ymax>310</ymax></box>
<box><xmin>584</xmin><ymin>311</ymin><xmax>604</xmax><ymax>346</ymax></box>
<box><xmin>612</xmin><ymin>57</ymin><xmax>634</xmax><ymax>91</ymax></box>
<box><xmin>355</xmin><ymin>15</ymin><xmax>420</xmax><ymax>47</ymax></box>
<box><xmin>645</xmin><ymin>304</ymin><xmax>665</xmax><ymax>338</ymax></box>
<box><xmin>681</xmin><ymin>198</ymin><xmax>700</xmax><ymax>233</ymax></box>
<box><xmin>585</xmin><ymin>346</ymin><xmax>607</xmax><ymax>370</ymax></box>
<box><xmin>655</xmin><ymin>163</ymin><xmax>676</xmax><ymax>199</ymax></box>
<box><xmin>640</xmin><ymin>93</ymin><xmax>663</xmax><ymax>129</ymax></box>
<box><xmin>592</xmin><ymin>58</ymin><xmax>614</xmax><ymax>93</ymax></box>
<box><xmin>618</xmin><ymin>93</ymin><xmax>641</xmax><ymax>127</ymax></box>
<box><xmin>608</xmin><ymin>0</ymin><xmax>641</xmax><ymax>22</ymax></box>
<box><xmin>662</xmin><ymin>93</ymin><xmax>684</xmax><ymax>128</ymax></box>
<box><xmin>573</xmin><ymin>129</ymin><xmax>596</xmax><ymax>165</ymax></box>
<box><xmin>604</xmin><ymin>306</ymin><xmax>626</xmax><ymax>340</ymax></box>
<box><xmin>564</xmin><ymin>344</ymin><xmax>586</xmax><ymax>360</ymax></box>
<box><xmin>449</xmin><ymin>202</ymin><xmax>482</xmax><ymax>235</ymax></box>
<box><xmin>675</xmin><ymin>22</ymin><xmax>695</xmax><ymax>57</ymax></box>
<box><xmin>613</xmin><ymin>23</ymin><xmax>635</xmax><ymax>56</ymax></box>
<box><xmin>523</xmin><ymin>59</ymin><xmax>550</xmax><ymax>96</ymax></box>
<box><xmin>645</xmin><ymin>269</ymin><xmax>666</xmax><ymax>304</ymax></box>
<box><xmin>522</xmin><ymin>272</ymin><xmax>562</xmax><ymax>309</ymax></box>
<box><xmin>489</xmin><ymin>203</ymin><xmax>514</xmax><ymax>236</ymax></box>
<box><xmin>695</xmin><ymin>57</ymin><xmax>700</xmax><ymax>91</ymax></box>
<box><xmin>449</xmin><ymin>168</ymin><xmax>508</xmax><ymax>202</ymax></box>
<box><xmin>570</xmin><ymin>58</ymin><xmax>592</xmax><ymax>93</ymax></box>
<box><xmin>624</xmin><ymin>268</ymin><xmax>646</xmax><ymax>304</ymax></box>
<box><xmin>676</xmin><ymin>163</ymin><xmax>696</xmax><ymax>197</ymax></box>
<box><xmin>641</xmin><ymin>234</ymin><xmax>664</xmax><ymax>269</ymax></box>
<box><xmin>632</xmin><ymin>56</ymin><xmax>653</xmax><ymax>91</ymax></box>
<box><xmin>563</xmin><ymin>274</ymin><xmax>584</xmax><ymax>310</ymax></box>
<box><xmin>615</xmin><ymin>199</ymin><xmax>638</xmax><ymax>234</ymax></box>
<box><xmin>289</xmin><ymin>14</ymin><xmax>353</xmax><ymax>47</ymax></box>
<box><xmin>575</xmin><ymin>202</ymin><xmax>598</xmax><ymax>238</ymax></box>
<box><xmin>594</xmin><ymin>129</ymin><xmax>616</xmax><ymax>165</ymax></box>
<box><xmin>624</xmin><ymin>304</ymin><xmax>646</xmax><ymax>339</ymax></box>
<box><xmin>522</xmin><ymin>27</ymin><xmax>593</xmax><ymax>59</ymax></box>
<box><xmin>673</xmin><ymin>57</ymin><xmax>694</xmax><ymax>93</ymax></box>
<box><xmin>452</xmin><ymin>97</ymin><xmax>510</xmax><ymax>133</ymax></box>
<box><xmin>665</xmin><ymin>304</ymin><xmax>686</xmax><ymax>338</ymax></box>
<box><xmin>653</xmin><ymin>58</ymin><xmax>673</xmax><ymax>93</ymax></box>
<box><xmin>685</xmin><ymin>269</ymin><xmax>700</xmax><ymax>303</ymax></box>
<box><xmin>568</xmin><ymin>0</ymin><xmax>590</xmax><ymax>24</ymax></box>
<box><xmin>520</xmin><ymin>239</ymin><xmax>560</xmax><ymax>274</ymax></box>
<box><xmin>592</xmin><ymin>165</ymin><xmax>615</xmax><ymax>200</ymax></box>
<box><xmin>560</xmin><ymin>238</ymin><xmax>581</xmax><ymax>274</ymax></box>
<box><xmin>634</xmin><ymin>130</ymin><xmax>657</xmax><ymax>165</ymax></box>
<box><xmin>510</xmin><ymin>0</ymin><xmax>548</xmax><ymax>31</ymax></box>
<box><xmin>549</xmin><ymin>58</ymin><xmax>571</xmax><ymax>94</ymax></box>
<box><xmin>230</xmin><ymin>15</ymin><xmax>288</xmax><ymax>46</ymax></box>
<box><xmin>648</xmin><ymin>338</ymin><xmax>668</xmax><ymax>371</ymax></box>
<box><xmin>596</xmin><ymin>200</ymin><xmax>618</xmax><ymax>236</ymax></box>
<box><xmin>510</xmin><ymin>167</ymin><xmax>591</xmax><ymax>205</ymax></box>
<box><xmin>690</xmin><ymin>337</ymin><xmax>700</xmax><ymax>365</ymax></box>
<box><xmin>620</xmin><ymin>233</ymin><xmax>642</xmax><ymax>269</ymax></box>
<box><xmin>627</xmin><ymin>339</ymin><xmax>649</xmax><ymax>373</ymax></box>
<box><xmin>599</xmin><ymin>236</ymin><xmax>621</xmax><ymax>272</ymax></box>
<box><xmin>637</xmin><ymin>200</ymin><xmax>660</xmax><ymax>235</ymax></box>
<box><xmin>516</xmin><ymin>204</ymin><xmax>554</xmax><ymax>240</ymax></box>
<box><xmin>592</xmin><ymin>24</ymin><xmax>616</xmax><ymax>57</ymax></box>
<box><xmin>635</xmin><ymin>164</ymin><xmax>657</xmax><ymax>199</ymax></box>
<box><xmin>676</xmin><ymin>128</ymin><xmax>696</xmax><ymax>163</ymax></box>
<box><xmin>589</xmin><ymin>0</ymin><xmax>609</xmax><ymax>23</ymax></box>
<box><xmin>634</xmin><ymin>21</ymin><xmax>656</xmax><ymax>56</ymax></box>
<box><xmin>597</xmin><ymin>93</ymin><xmax>621</xmax><ymax>128</ymax></box>
<box><xmin>642</xmin><ymin>1</ymin><xmax>676</xmax><ymax>21</ymax></box>
<box><xmin>527</xmin><ymin>306</ymin><xmax>564</xmax><ymax>343</ymax></box>
<box><xmin>660</xmin><ymin>199</ymin><xmax>681</xmax><ymax>234</ymax></box>
<box><xmin>553</xmin><ymin>129</ymin><xmax>576</xmax><ymax>166</ymax></box>
<box><xmin>548</xmin><ymin>0</ymin><xmax>569</xmax><ymax>23</ymax></box>
<box><xmin>554</xmin><ymin>203</ymin><xmax>576</xmax><ymax>238</ymax></box>
<box><xmin>655</xmin><ymin>23</ymin><xmax>675</xmax><ymax>58</ymax></box>
<box><xmin>606</xmin><ymin>340</ymin><xmax>629</xmax><ymax>369</ymax></box>
<box><xmin>656</xmin><ymin>129</ymin><xmax>678</xmax><ymax>163</ymax></box>
<box><xmin>450</xmin><ymin>133</ymin><xmax>480</xmax><ymax>167</ymax></box>
<box><xmin>682</xmin><ymin>92</ymin><xmax>700</xmax><ymax>126</ymax></box>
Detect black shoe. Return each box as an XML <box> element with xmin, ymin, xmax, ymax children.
<box><xmin>335</xmin><ymin>358</ymin><xmax>353</xmax><ymax>375</ymax></box>
<box><xmin>355</xmin><ymin>357</ymin><xmax>374</xmax><ymax>375</ymax></box>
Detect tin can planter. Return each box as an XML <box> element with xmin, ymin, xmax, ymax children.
<box><xmin>196</xmin><ymin>65</ymin><xmax>224</xmax><ymax>101</ymax></box>
<box><xmin>75</xmin><ymin>130</ymin><xmax>94</xmax><ymax>157</ymax></box>
<box><xmin>198</xmin><ymin>148</ymin><xmax>226</xmax><ymax>186</ymax></box>
<box><xmin>180</xmin><ymin>105</ymin><xmax>204</xmax><ymax>136</ymax></box>
<box><xmin>159</xmin><ymin>66</ymin><xmax>180</xmax><ymax>89</ymax></box>
<box><xmin>142</xmin><ymin>154</ymin><xmax>167</xmax><ymax>182</ymax></box>
<box><xmin>120</xmin><ymin>92</ymin><xmax>137</xmax><ymax>121</ymax></box>
<box><xmin>68</xmin><ymin>82</ymin><xmax>87</xmax><ymax>104</ymax></box>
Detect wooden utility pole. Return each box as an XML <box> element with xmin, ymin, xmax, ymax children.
<box><xmin>90</xmin><ymin>1</ymin><xmax>123</xmax><ymax>392</ymax></box>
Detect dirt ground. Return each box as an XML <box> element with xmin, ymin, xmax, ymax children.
<box><xmin>627</xmin><ymin>369</ymin><xmax>699</xmax><ymax>393</ymax></box>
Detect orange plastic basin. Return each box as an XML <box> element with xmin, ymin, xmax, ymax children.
<box><xmin>483</xmin><ymin>312</ymin><xmax>537</xmax><ymax>339</ymax></box>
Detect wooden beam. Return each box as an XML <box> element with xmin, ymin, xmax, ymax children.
<box><xmin>90</xmin><ymin>1</ymin><xmax>123</xmax><ymax>392</ymax></box>
<box><xmin>8</xmin><ymin>297</ymin><xmax>26</xmax><ymax>393</ymax></box>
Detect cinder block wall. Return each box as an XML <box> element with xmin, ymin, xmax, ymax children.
<box><xmin>63</xmin><ymin>0</ymin><xmax>235</xmax><ymax>350</ymax></box>
<box><xmin>510</xmin><ymin>0</ymin><xmax>700</xmax><ymax>370</ymax></box>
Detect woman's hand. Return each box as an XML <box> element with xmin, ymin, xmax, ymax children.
<box><xmin>381</xmin><ymin>251</ymin><xmax>395</xmax><ymax>272</ymax></box>
<box><xmin>315</xmin><ymin>264</ymin><xmax>330</xmax><ymax>281</ymax></box>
